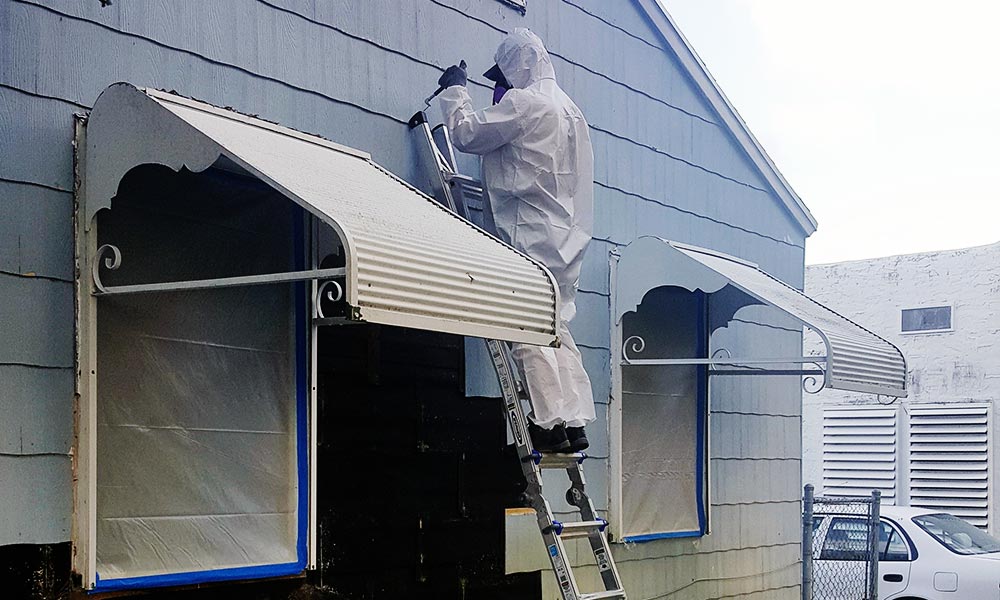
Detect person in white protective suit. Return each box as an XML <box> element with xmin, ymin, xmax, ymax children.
<box><xmin>436</xmin><ymin>28</ymin><xmax>595</xmax><ymax>453</ymax></box>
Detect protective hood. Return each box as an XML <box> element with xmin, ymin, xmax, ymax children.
<box><xmin>494</xmin><ymin>28</ymin><xmax>556</xmax><ymax>89</ymax></box>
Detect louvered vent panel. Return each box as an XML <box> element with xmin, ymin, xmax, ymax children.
<box><xmin>909</xmin><ymin>404</ymin><xmax>991</xmax><ymax>529</ymax></box>
<box><xmin>822</xmin><ymin>408</ymin><xmax>897</xmax><ymax>501</ymax></box>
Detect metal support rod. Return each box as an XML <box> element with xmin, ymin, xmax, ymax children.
<box><xmin>622</xmin><ymin>357</ymin><xmax>828</xmax><ymax>367</ymax></box>
<box><xmin>802</xmin><ymin>484</ymin><xmax>814</xmax><ymax>600</ymax></box>
<box><xmin>710</xmin><ymin>369</ymin><xmax>825</xmax><ymax>377</ymax></box>
<box><xmin>94</xmin><ymin>266</ymin><xmax>346</xmax><ymax>296</ymax></box>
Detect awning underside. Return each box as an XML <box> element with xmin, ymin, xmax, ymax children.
<box><xmin>83</xmin><ymin>84</ymin><xmax>559</xmax><ymax>347</ymax></box>
<box><xmin>616</xmin><ymin>237</ymin><xmax>907</xmax><ymax>397</ymax></box>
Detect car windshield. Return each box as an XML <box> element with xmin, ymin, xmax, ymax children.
<box><xmin>913</xmin><ymin>513</ymin><xmax>1000</xmax><ymax>555</ymax></box>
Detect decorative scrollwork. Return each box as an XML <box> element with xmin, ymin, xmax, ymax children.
<box><xmin>711</xmin><ymin>347</ymin><xmax>733</xmax><ymax>360</ymax></box>
<box><xmin>92</xmin><ymin>244</ymin><xmax>122</xmax><ymax>294</ymax></box>
<box><xmin>622</xmin><ymin>335</ymin><xmax>646</xmax><ymax>364</ymax></box>
<box><xmin>315</xmin><ymin>280</ymin><xmax>344</xmax><ymax>318</ymax></box>
<box><xmin>802</xmin><ymin>362</ymin><xmax>827</xmax><ymax>394</ymax></box>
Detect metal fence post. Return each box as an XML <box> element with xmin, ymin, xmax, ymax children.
<box><xmin>867</xmin><ymin>490</ymin><xmax>882</xmax><ymax>600</ymax></box>
<box><xmin>802</xmin><ymin>484</ymin><xmax>814</xmax><ymax>600</ymax></box>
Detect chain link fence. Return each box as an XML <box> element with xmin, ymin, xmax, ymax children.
<box><xmin>802</xmin><ymin>485</ymin><xmax>881</xmax><ymax>600</ymax></box>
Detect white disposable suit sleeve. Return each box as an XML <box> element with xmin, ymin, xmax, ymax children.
<box><xmin>438</xmin><ymin>86</ymin><xmax>526</xmax><ymax>155</ymax></box>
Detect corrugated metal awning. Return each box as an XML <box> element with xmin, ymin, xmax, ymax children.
<box><xmin>614</xmin><ymin>237</ymin><xmax>907</xmax><ymax>397</ymax></box>
<box><xmin>82</xmin><ymin>84</ymin><xmax>559</xmax><ymax>346</ymax></box>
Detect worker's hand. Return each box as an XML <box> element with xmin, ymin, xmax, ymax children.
<box><xmin>438</xmin><ymin>60</ymin><xmax>468</xmax><ymax>89</ymax></box>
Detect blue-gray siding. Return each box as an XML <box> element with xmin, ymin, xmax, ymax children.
<box><xmin>1</xmin><ymin>0</ymin><xmax>806</xmax><ymax>596</ymax></box>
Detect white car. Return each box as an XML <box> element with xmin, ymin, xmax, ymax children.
<box><xmin>812</xmin><ymin>505</ymin><xmax>1000</xmax><ymax>600</ymax></box>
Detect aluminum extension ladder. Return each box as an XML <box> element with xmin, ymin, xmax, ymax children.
<box><xmin>408</xmin><ymin>111</ymin><xmax>626</xmax><ymax>600</ymax></box>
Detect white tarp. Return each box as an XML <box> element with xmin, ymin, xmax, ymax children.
<box><xmin>621</xmin><ymin>287</ymin><xmax>705</xmax><ymax>538</ymax></box>
<box><xmin>95</xmin><ymin>169</ymin><xmax>301</xmax><ymax>583</ymax></box>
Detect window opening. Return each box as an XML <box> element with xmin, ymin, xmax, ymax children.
<box><xmin>879</xmin><ymin>523</ymin><xmax>910</xmax><ymax>561</ymax></box>
<box><xmin>901</xmin><ymin>306</ymin><xmax>952</xmax><ymax>333</ymax></box>
<box><xmin>913</xmin><ymin>513</ymin><xmax>1000</xmax><ymax>555</ymax></box>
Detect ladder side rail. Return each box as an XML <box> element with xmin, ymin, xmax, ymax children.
<box><xmin>567</xmin><ymin>468</ymin><xmax>626</xmax><ymax>593</ymax></box>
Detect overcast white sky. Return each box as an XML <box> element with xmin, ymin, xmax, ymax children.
<box><xmin>662</xmin><ymin>1</ymin><xmax>1000</xmax><ymax>264</ymax></box>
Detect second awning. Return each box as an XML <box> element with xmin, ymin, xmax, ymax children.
<box><xmin>614</xmin><ymin>237</ymin><xmax>907</xmax><ymax>397</ymax></box>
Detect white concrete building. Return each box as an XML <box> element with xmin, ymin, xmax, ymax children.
<box><xmin>803</xmin><ymin>242</ymin><xmax>1000</xmax><ymax>533</ymax></box>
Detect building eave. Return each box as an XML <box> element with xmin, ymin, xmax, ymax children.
<box><xmin>635</xmin><ymin>0</ymin><xmax>819</xmax><ymax>236</ymax></box>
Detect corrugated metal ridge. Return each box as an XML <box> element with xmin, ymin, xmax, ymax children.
<box><xmin>129</xmin><ymin>86</ymin><xmax>559</xmax><ymax>345</ymax></box>
<box><xmin>354</xmin><ymin>235</ymin><xmax>548</xmax><ymax>281</ymax></box>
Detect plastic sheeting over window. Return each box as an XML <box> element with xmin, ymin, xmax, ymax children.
<box><xmin>93</xmin><ymin>168</ymin><xmax>305</xmax><ymax>587</ymax></box>
<box><xmin>620</xmin><ymin>287</ymin><xmax>707</xmax><ymax>540</ymax></box>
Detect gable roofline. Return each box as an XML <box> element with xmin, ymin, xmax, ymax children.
<box><xmin>635</xmin><ymin>0</ymin><xmax>818</xmax><ymax>235</ymax></box>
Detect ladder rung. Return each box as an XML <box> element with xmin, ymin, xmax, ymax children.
<box><xmin>548</xmin><ymin>519</ymin><xmax>608</xmax><ymax>539</ymax></box>
<box><xmin>580</xmin><ymin>591</ymin><xmax>626</xmax><ymax>600</ymax></box>
<box><xmin>525</xmin><ymin>450</ymin><xmax>588</xmax><ymax>468</ymax></box>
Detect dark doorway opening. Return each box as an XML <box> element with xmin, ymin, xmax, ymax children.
<box><xmin>315</xmin><ymin>325</ymin><xmax>537</xmax><ymax>599</ymax></box>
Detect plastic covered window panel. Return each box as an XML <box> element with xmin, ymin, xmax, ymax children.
<box><xmin>901</xmin><ymin>306</ymin><xmax>951</xmax><ymax>332</ymax></box>
<box><xmin>94</xmin><ymin>167</ymin><xmax>304</xmax><ymax>587</ymax></box>
<box><xmin>620</xmin><ymin>287</ymin><xmax>706</xmax><ymax>540</ymax></box>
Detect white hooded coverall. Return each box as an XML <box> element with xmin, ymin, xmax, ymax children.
<box><xmin>439</xmin><ymin>28</ymin><xmax>596</xmax><ymax>430</ymax></box>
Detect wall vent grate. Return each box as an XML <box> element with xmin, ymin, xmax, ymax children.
<box><xmin>909</xmin><ymin>404</ymin><xmax>991</xmax><ymax>529</ymax></box>
<box><xmin>822</xmin><ymin>408</ymin><xmax>898</xmax><ymax>502</ymax></box>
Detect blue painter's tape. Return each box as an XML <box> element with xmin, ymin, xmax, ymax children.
<box><xmin>293</xmin><ymin>209</ymin><xmax>309</xmax><ymax>567</ymax></box>
<box><xmin>93</xmin><ymin>561</ymin><xmax>305</xmax><ymax>592</ymax></box>
<box><xmin>622</xmin><ymin>530</ymin><xmax>703</xmax><ymax>543</ymax></box>
<box><xmin>695</xmin><ymin>293</ymin><xmax>708</xmax><ymax>536</ymax></box>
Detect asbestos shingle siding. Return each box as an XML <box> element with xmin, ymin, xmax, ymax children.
<box><xmin>1</xmin><ymin>0</ymin><xmax>808</xmax><ymax>596</ymax></box>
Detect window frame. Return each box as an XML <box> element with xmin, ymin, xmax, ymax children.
<box><xmin>496</xmin><ymin>0</ymin><xmax>527</xmax><ymax>12</ymax></box>
<box><xmin>899</xmin><ymin>305</ymin><xmax>953</xmax><ymax>334</ymax></box>
<box><xmin>817</xmin><ymin>517</ymin><xmax>914</xmax><ymax>563</ymax></box>
<box><xmin>609</xmin><ymin>276</ymin><xmax>710</xmax><ymax>543</ymax></box>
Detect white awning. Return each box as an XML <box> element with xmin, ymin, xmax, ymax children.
<box><xmin>82</xmin><ymin>83</ymin><xmax>559</xmax><ymax>346</ymax></box>
<box><xmin>614</xmin><ymin>237</ymin><xmax>907</xmax><ymax>397</ymax></box>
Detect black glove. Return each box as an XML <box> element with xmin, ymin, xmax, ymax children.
<box><xmin>438</xmin><ymin>60</ymin><xmax>468</xmax><ymax>88</ymax></box>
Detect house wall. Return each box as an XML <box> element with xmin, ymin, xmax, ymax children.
<box><xmin>803</xmin><ymin>243</ymin><xmax>1000</xmax><ymax>529</ymax></box>
<box><xmin>1</xmin><ymin>0</ymin><xmax>809</xmax><ymax>597</ymax></box>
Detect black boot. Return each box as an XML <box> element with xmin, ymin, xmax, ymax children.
<box><xmin>566</xmin><ymin>426</ymin><xmax>589</xmax><ymax>452</ymax></box>
<box><xmin>528</xmin><ymin>423</ymin><xmax>571</xmax><ymax>453</ymax></box>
